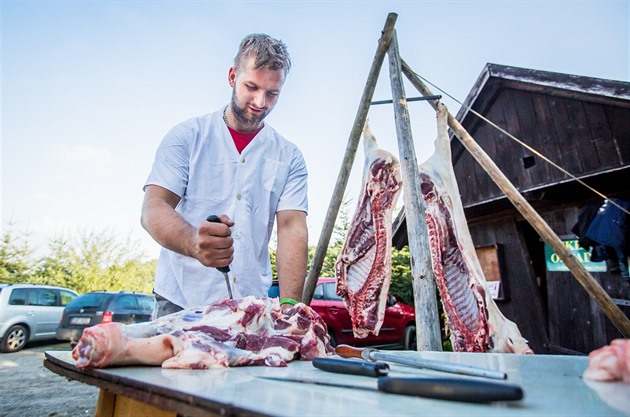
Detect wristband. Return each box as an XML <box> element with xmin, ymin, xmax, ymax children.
<box><xmin>279</xmin><ymin>297</ymin><xmax>299</xmax><ymax>306</ymax></box>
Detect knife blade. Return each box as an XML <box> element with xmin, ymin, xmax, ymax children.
<box><xmin>258</xmin><ymin>375</ymin><xmax>523</xmax><ymax>403</ymax></box>
<box><xmin>336</xmin><ymin>344</ymin><xmax>507</xmax><ymax>380</ymax></box>
<box><xmin>206</xmin><ymin>215</ymin><xmax>233</xmax><ymax>299</ymax></box>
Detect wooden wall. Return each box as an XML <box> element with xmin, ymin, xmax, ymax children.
<box><xmin>468</xmin><ymin>216</ymin><xmax>549</xmax><ymax>354</ymax></box>
<box><xmin>454</xmin><ymin>89</ymin><xmax>630</xmax><ymax>209</ymax></box>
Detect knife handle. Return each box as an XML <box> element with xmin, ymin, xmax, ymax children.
<box><xmin>335</xmin><ymin>344</ymin><xmax>366</xmax><ymax>360</ymax></box>
<box><xmin>377</xmin><ymin>377</ymin><xmax>523</xmax><ymax>403</ymax></box>
<box><xmin>206</xmin><ymin>215</ymin><xmax>230</xmax><ymax>273</ymax></box>
<box><xmin>313</xmin><ymin>357</ymin><xmax>389</xmax><ymax>377</ymax></box>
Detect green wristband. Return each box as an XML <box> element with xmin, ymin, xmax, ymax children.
<box><xmin>279</xmin><ymin>297</ymin><xmax>299</xmax><ymax>306</ymax></box>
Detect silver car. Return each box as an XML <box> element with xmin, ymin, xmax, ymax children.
<box><xmin>0</xmin><ymin>283</ymin><xmax>78</xmax><ymax>352</ymax></box>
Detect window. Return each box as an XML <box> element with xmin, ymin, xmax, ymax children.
<box><xmin>313</xmin><ymin>284</ymin><xmax>324</xmax><ymax>299</ymax></box>
<box><xmin>59</xmin><ymin>290</ymin><xmax>76</xmax><ymax>306</ymax></box>
<box><xmin>29</xmin><ymin>289</ymin><xmax>57</xmax><ymax>306</ymax></box>
<box><xmin>8</xmin><ymin>289</ymin><xmax>27</xmax><ymax>306</ymax></box>
<box><xmin>136</xmin><ymin>296</ymin><xmax>155</xmax><ymax>312</ymax></box>
<box><xmin>112</xmin><ymin>295</ymin><xmax>137</xmax><ymax>310</ymax></box>
<box><xmin>322</xmin><ymin>283</ymin><xmax>343</xmax><ymax>301</ymax></box>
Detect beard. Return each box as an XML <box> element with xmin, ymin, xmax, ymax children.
<box><xmin>229</xmin><ymin>90</ymin><xmax>270</xmax><ymax>131</ymax></box>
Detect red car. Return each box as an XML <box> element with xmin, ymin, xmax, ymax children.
<box><xmin>309</xmin><ymin>277</ymin><xmax>416</xmax><ymax>350</ymax></box>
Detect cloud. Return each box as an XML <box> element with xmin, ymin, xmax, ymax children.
<box><xmin>52</xmin><ymin>144</ymin><xmax>115</xmax><ymax>164</ymax></box>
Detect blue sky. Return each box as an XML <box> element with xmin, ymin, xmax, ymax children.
<box><xmin>2</xmin><ymin>1</ymin><xmax>628</xmax><ymax>259</ymax></box>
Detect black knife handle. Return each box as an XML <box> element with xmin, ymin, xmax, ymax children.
<box><xmin>206</xmin><ymin>215</ymin><xmax>230</xmax><ymax>273</ymax></box>
<box><xmin>377</xmin><ymin>377</ymin><xmax>523</xmax><ymax>403</ymax></box>
<box><xmin>313</xmin><ymin>357</ymin><xmax>389</xmax><ymax>377</ymax></box>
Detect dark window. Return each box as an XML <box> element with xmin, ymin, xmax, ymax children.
<box><xmin>67</xmin><ymin>293</ymin><xmax>112</xmax><ymax>310</ymax></box>
<box><xmin>8</xmin><ymin>289</ymin><xmax>27</xmax><ymax>306</ymax></box>
<box><xmin>112</xmin><ymin>295</ymin><xmax>138</xmax><ymax>310</ymax></box>
<box><xmin>136</xmin><ymin>296</ymin><xmax>155</xmax><ymax>312</ymax></box>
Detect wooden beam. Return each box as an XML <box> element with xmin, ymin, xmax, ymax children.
<box><xmin>401</xmin><ymin>59</ymin><xmax>630</xmax><ymax>338</ymax></box>
<box><xmin>302</xmin><ymin>13</ymin><xmax>398</xmax><ymax>304</ymax></box>
<box><xmin>387</xmin><ymin>32</ymin><xmax>442</xmax><ymax>351</ymax></box>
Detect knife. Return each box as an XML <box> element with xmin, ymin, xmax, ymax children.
<box><xmin>336</xmin><ymin>344</ymin><xmax>507</xmax><ymax>380</ymax></box>
<box><xmin>258</xmin><ymin>375</ymin><xmax>524</xmax><ymax>403</ymax></box>
<box><xmin>206</xmin><ymin>215</ymin><xmax>233</xmax><ymax>299</ymax></box>
<box><xmin>313</xmin><ymin>357</ymin><xmax>389</xmax><ymax>377</ymax></box>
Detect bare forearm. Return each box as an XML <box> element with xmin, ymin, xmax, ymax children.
<box><xmin>141</xmin><ymin>195</ymin><xmax>196</xmax><ymax>257</ymax></box>
<box><xmin>276</xmin><ymin>212</ymin><xmax>308</xmax><ymax>303</ymax></box>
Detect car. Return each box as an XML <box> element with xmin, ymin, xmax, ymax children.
<box><xmin>56</xmin><ymin>291</ymin><xmax>155</xmax><ymax>344</ymax></box>
<box><xmin>268</xmin><ymin>277</ymin><xmax>416</xmax><ymax>349</ymax></box>
<box><xmin>0</xmin><ymin>283</ymin><xmax>78</xmax><ymax>353</ymax></box>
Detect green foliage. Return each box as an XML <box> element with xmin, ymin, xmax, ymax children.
<box><xmin>0</xmin><ymin>224</ymin><xmax>156</xmax><ymax>294</ymax></box>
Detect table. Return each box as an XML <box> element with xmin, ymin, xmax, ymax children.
<box><xmin>44</xmin><ymin>350</ymin><xmax>629</xmax><ymax>416</ymax></box>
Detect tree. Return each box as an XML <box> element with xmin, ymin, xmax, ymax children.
<box><xmin>0</xmin><ymin>223</ymin><xmax>35</xmax><ymax>283</ymax></box>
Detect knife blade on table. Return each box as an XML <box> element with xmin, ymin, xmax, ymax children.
<box><xmin>258</xmin><ymin>373</ymin><xmax>524</xmax><ymax>403</ymax></box>
<box><xmin>335</xmin><ymin>344</ymin><xmax>507</xmax><ymax>380</ymax></box>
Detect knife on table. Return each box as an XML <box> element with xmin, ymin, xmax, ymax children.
<box><xmin>259</xmin><ymin>358</ymin><xmax>523</xmax><ymax>403</ymax></box>
<box><xmin>206</xmin><ymin>215</ymin><xmax>233</xmax><ymax>299</ymax></box>
<box><xmin>336</xmin><ymin>344</ymin><xmax>507</xmax><ymax>380</ymax></box>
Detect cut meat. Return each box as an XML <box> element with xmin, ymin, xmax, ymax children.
<box><xmin>419</xmin><ymin>103</ymin><xmax>533</xmax><ymax>354</ymax></box>
<box><xmin>583</xmin><ymin>339</ymin><xmax>630</xmax><ymax>382</ymax></box>
<box><xmin>335</xmin><ymin>121</ymin><xmax>402</xmax><ymax>338</ymax></box>
<box><xmin>72</xmin><ymin>296</ymin><xmax>333</xmax><ymax>369</ymax></box>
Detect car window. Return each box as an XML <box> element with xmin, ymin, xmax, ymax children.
<box><xmin>323</xmin><ymin>283</ymin><xmax>343</xmax><ymax>301</ymax></box>
<box><xmin>136</xmin><ymin>296</ymin><xmax>154</xmax><ymax>312</ymax></box>
<box><xmin>112</xmin><ymin>295</ymin><xmax>138</xmax><ymax>310</ymax></box>
<box><xmin>313</xmin><ymin>284</ymin><xmax>324</xmax><ymax>299</ymax></box>
<box><xmin>8</xmin><ymin>289</ymin><xmax>28</xmax><ymax>305</ymax></box>
<box><xmin>67</xmin><ymin>293</ymin><xmax>112</xmax><ymax>309</ymax></box>
<box><xmin>29</xmin><ymin>288</ymin><xmax>57</xmax><ymax>306</ymax></box>
<box><xmin>59</xmin><ymin>290</ymin><xmax>77</xmax><ymax>306</ymax></box>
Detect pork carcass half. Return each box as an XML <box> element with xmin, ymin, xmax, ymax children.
<box><xmin>419</xmin><ymin>103</ymin><xmax>533</xmax><ymax>354</ymax></box>
<box><xmin>72</xmin><ymin>296</ymin><xmax>333</xmax><ymax>369</ymax></box>
<box><xmin>583</xmin><ymin>339</ymin><xmax>630</xmax><ymax>382</ymax></box>
<box><xmin>335</xmin><ymin>121</ymin><xmax>402</xmax><ymax>338</ymax></box>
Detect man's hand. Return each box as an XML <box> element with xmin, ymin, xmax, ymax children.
<box><xmin>193</xmin><ymin>215</ymin><xmax>235</xmax><ymax>267</ymax></box>
<box><xmin>141</xmin><ymin>185</ymin><xmax>235</xmax><ymax>267</ymax></box>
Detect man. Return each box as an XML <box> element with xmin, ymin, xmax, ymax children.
<box><xmin>141</xmin><ymin>34</ymin><xmax>308</xmax><ymax>318</ymax></box>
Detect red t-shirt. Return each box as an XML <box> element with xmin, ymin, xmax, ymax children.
<box><xmin>227</xmin><ymin>125</ymin><xmax>263</xmax><ymax>153</ymax></box>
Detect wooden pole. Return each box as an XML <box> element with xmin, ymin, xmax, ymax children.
<box><xmin>401</xmin><ymin>60</ymin><xmax>630</xmax><ymax>337</ymax></box>
<box><xmin>302</xmin><ymin>13</ymin><xmax>398</xmax><ymax>305</ymax></box>
<box><xmin>387</xmin><ymin>32</ymin><xmax>442</xmax><ymax>351</ymax></box>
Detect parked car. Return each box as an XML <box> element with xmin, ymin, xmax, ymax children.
<box><xmin>56</xmin><ymin>291</ymin><xmax>155</xmax><ymax>344</ymax></box>
<box><xmin>268</xmin><ymin>277</ymin><xmax>416</xmax><ymax>349</ymax></box>
<box><xmin>0</xmin><ymin>283</ymin><xmax>78</xmax><ymax>352</ymax></box>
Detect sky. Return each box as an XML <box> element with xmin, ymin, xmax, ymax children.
<box><xmin>2</xmin><ymin>0</ymin><xmax>628</xmax><ymax>260</ymax></box>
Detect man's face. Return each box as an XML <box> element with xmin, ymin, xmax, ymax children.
<box><xmin>228</xmin><ymin>55</ymin><xmax>286</xmax><ymax>131</ymax></box>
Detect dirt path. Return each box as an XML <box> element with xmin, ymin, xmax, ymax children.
<box><xmin>0</xmin><ymin>341</ymin><xmax>99</xmax><ymax>417</ymax></box>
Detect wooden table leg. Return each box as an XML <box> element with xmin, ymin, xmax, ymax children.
<box><xmin>95</xmin><ymin>389</ymin><xmax>176</xmax><ymax>417</ymax></box>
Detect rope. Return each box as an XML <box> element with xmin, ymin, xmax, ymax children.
<box><xmin>412</xmin><ymin>71</ymin><xmax>630</xmax><ymax>216</ymax></box>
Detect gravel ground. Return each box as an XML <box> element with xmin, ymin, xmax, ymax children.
<box><xmin>0</xmin><ymin>340</ymin><xmax>99</xmax><ymax>417</ymax></box>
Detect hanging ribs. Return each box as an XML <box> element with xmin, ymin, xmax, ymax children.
<box><xmin>335</xmin><ymin>121</ymin><xmax>402</xmax><ymax>338</ymax></box>
<box><xmin>420</xmin><ymin>103</ymin><xmax>533</xmax><ymax>354</ymax></box>
<box><xmin>72</xmin><ymin>296</ymin><xmax>333</xmax><ymax>369</ymax></box>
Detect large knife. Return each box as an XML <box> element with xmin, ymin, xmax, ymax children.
<box><xmin>336</xmin><ymin>345</ymin><xmax>507</xmax><ymax>380</ymax></box>
<box><xmin>206</xmin><ymin>215</ymin><xmax>233</xmax><ymax>299</ymax></box>
<box><xmin>258</xmin><ymin>373</ymin><xmax>523</xmax><ymax>403</ymax></box>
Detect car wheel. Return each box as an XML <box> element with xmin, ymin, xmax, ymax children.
<box><xmin>403</xmin><ymin>325</ymin><xmax>416</xmax><ymax>351</ymax></box>
<box><xmin>327</xmin><ymin>330</ymin><xmax>338</xmax><ymax>348</ymax></box>
<box><xmin>1</xmin><ymin>324</ymin><xmax>28</xmax><ymax>353</ymax></box>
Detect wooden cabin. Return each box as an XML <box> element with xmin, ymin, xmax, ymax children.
<box><xmin>393</xmin><ymin>63</ymin><xmax>630</xmax><ymax>355</ymax></box>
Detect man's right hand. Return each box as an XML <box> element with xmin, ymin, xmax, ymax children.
<box><xmin>193</xmin><ymin>215</ymin><xmax>235</xmax><ymax>267</ymax></box>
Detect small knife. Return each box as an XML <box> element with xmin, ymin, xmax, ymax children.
<box><xmin>313</xmin><ymin>357</ymin><xmax>389</xmax><ymax>377</ymax></box>
<box><xmin>258</xmin><ymin>375</ymin><xmax>524</xmax><ymax>403</ymax></box>
<box><xmin>206</xmin><ymin>215</ymin><xmax>233</xmax><ymax>299</ymax></box>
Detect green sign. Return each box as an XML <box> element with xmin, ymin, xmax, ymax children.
<box><xmin>545</xmin><ymin>239</ymin><xmax>607</xmax><ymax>272</ymax></box>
